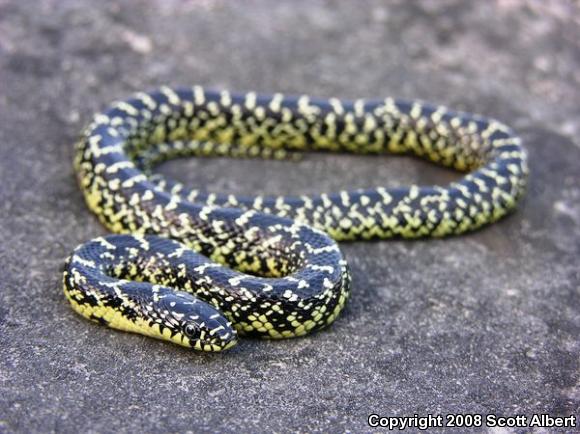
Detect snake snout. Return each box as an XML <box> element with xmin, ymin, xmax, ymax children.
<box><xmin>169</xmin><ymin>294</ymin><xmax>237</xmax><ymax>351</ymax></box>
<box><xmin>206</xmin><ymin>320</ymin><xmax>238</xmax><ymax>351</ymax></box>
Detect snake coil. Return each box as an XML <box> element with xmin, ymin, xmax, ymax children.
<box><xmin>63</xmin><ymin>86</ymin><xmax>527</xmax><ymax>351</ymax></box>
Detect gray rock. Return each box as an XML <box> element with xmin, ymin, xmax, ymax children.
<box><xmin>0</xmin><ymin>1</ymin><xmax>578</xmax><ymax>432</ymax></box>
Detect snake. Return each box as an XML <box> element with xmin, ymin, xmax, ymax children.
<box><xmin>63</xmin><ymin>86</ymin><xmax>528</xmax><ymax>352</ymax></box>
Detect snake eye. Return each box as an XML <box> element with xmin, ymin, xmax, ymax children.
<box><xmin>184</xmin><ymin>323</ymin><xmax>199</xmax><ymax>338</ymax></box>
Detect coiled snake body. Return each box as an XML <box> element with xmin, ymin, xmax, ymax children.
<box><xmin>63</xmin><ymin>86</ymin><xmax>528</xmax><ymax>351</ymax></box>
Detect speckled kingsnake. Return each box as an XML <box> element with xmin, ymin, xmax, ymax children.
<box><xmin>63</xmin><ymin>86</ymin><xmax>528</xmax><ymax>351</ymax></box>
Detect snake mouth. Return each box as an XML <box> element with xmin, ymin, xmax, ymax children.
<box><xmin>220</xmin><ymin>338</ymin><xmax>238</xmax><ymax>351</ymax></box>
<box><xmin>194</xmin><ymin>338</ymin><xmax>237</xmax><ymax>352</ymax></box>
<box><xmin>194</xmin><ymin>328</ymin><xmax>238</xmax><ymax>352</ymax></box>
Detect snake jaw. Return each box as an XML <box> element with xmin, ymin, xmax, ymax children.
<box><xmin>193</xmin><ymin>317</ymin><xmax>239</xmax><ymax>352</ymax></box>
<box><xmin>193</xmin><ymin>326</ymin><xmax>238</xmax><ymax>352</ymax></box>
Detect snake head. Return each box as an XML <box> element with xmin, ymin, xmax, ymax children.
<box><xmin>151</xmin><ymin>290</ymin><xmax>238</xmax><ymax>352</ymax></box>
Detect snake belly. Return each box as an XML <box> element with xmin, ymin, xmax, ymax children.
<box><xmin>63</xmin><ymin>86</ymin><xmax>528</xmax><ymax>351</ymax></box>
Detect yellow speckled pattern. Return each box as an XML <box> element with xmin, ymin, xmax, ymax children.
<box><xmin>63</xmin><ymin>86</ymin><xmax>528</xmax><ymax>351</ymax></box>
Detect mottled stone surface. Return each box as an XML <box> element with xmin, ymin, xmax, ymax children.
<box><xmin>0</xmin><ymin>1</ymin><xmax>578</xmax><ymax>432</ymax></box>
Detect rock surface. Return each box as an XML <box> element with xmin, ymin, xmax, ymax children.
<box><xmin>0</xmin><ymin>1</ymin><xmax>578</xmax><ymax>432</ymax></box>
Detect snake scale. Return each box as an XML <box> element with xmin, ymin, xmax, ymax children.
<box><xmin>63</xmin><ymin>86</ymin><xmax>528</xmax><ymax>351</ymax></box>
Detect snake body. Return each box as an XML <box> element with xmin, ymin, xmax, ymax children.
<box><xmin>63</xmin><ymin>86</ymin><xmax>528</xmax><ymax>351</ymax></box>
